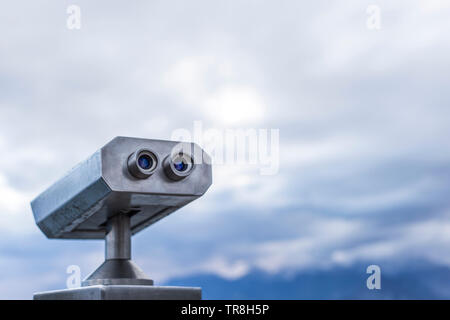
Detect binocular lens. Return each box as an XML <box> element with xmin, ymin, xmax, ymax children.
<box><xmin>138</xmin><ymin>154</ymin><xmax>153</xmax><ymax>170</ymax></box>
<box><xmin>163</xmin><ymin>153</ymin><xmax>194</xmax><ymax>180</ymax></box>
<box><xmin>128</xmin><ymin>149</ymin><xmax>158</xmax><ymax>179</ymax></box>
<box><xmin>173</xmin><ymin>157</ymin><xmax>188</xmax><ymax>172</ymax></box>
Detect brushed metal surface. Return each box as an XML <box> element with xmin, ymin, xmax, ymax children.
<box><xmin>82</xmin><ymin>259</ymin><xmax>154</xmax><ymax>286</ymax></box>
<box><xmin>105</xmin><ymin>213</ymin><xmax>131</xmax><ymax>260</ymax></box>
<box><xmin>33</xmin><ymin>285</ymin><xmax>202</xmax><ymax>300</ymax></box>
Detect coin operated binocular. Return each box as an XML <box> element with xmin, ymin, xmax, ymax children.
<box><xmin>31</xmin><ymin>137</ymin><xmax>212</xmax><ymax>300</ymax></box>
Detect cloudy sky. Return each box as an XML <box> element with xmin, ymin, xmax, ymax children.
<box><xmin>1</xmin><ymin>1</ymin><xmax>450</xmax><ymax>299</ymax></box>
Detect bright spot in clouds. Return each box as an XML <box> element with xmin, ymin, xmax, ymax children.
<box><xmin>204</xmin><ymin>86</ymin><xmax>265</xmax><ymax>125</ymax></box>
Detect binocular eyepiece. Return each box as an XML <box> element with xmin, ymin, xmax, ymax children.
<box><xmin>127</xmin><ymin>148</ymin><xmax>195</xmax><ymax>181</ymax></box>
<box><xmin>127</xmin><ymin>149</ymin><xmax>159</xmax><ymax>179</ymax></box>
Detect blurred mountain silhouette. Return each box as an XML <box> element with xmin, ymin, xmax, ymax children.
<box><xmin>165</xmin><ymin>263</ymin><xmax>450</xmax><ymax>299</ymax></box>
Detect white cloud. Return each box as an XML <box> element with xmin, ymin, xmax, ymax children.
<box><xmin>331</xmin><ymin>215</ymin><xmax>450</xmax><ymax>267</ymax></box>
<box><xmin>163</xmin><ymin>55</ymin><xmax>266</xmax><ymax>125</ymax></box>
<box><xmin>0</xmin><ymin>174</ymin><xmax>35</xmax><ymax>234</ymax></box>
<box><xmin>252</xmin><ymin>218</ymin><xmax>364</xmax><ymax>273</ymax></box>
<box><xmin>203</xmin><ymin>86</ymin><xmax>266</xmax><ymax>125</ymax></box>
<box><xmin>199</xmin><ymin>256</ymin><xmax>250</xmax><ymax>280</ymax></box>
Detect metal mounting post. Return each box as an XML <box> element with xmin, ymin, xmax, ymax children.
<box><xmin>106</xmin><ymin>213</ymin><xmax>131</xmax><ymax>260</ymax></box>
<box><xmin>34</xmin><ymin>211</ymin><xmax>202</xmax><ymax>299</ymax></box>
<box><xmin>82</xmin><ymin>213</ymin><xmax>153</xmax><ymax>287</ymax></box>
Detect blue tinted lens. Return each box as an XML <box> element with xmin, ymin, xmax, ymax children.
<box><xmin>138</xmin><ymin>155</ymin><xmax>153</xmax><ymax>170</ymax></box>
<box><xmin>173</xmin><ymin>161</ymin><xmax>187</xmax><ymax>172</ymax></box>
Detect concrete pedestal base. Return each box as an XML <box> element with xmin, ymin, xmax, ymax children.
<box><xmin>33</xmin><ymin>285</ymin><xmax>202</xmax><ymax>300</ymax></box>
